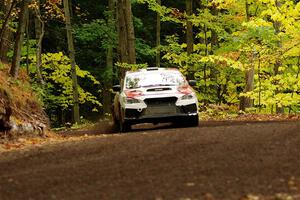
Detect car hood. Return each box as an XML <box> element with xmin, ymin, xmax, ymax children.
<box><xmin>124</xmin><ymin>85</ymin><xmax>194</xmax><ymax>100</ymax></box>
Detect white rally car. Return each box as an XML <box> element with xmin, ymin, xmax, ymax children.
<box><xmin>112</xmin><ymin>67</ymin><xmax>199</xmax><ymax>132</ymax></box>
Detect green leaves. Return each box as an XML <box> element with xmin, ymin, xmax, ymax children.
<box><xmin>31</xmin><ymin>52</ymin><xmax>101</xmax><ymax>112</ymax></box>
<box><xmin>154</xmin><ymin>0</ymin><xmax>300</xmax><ymax>113</ymax></box>
<box><xmin>115</xmin><ymin>62</ymin><xmax>148</xmax><ymax>71</ymax></box>
<box><xmin>136</xmin><ymin>0</ymin><xmax>180</xmax><ymax>23</ymax></box>
<box><xmin>75</xmin><ymin>19</ymin><xmax>116</xmax><ymax>49</ymax></box>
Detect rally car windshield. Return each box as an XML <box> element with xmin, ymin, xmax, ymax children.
<box><xmin>125</xmin><ymin>71</ymin><xmax>186</xmax><ymax>89</ymax></box>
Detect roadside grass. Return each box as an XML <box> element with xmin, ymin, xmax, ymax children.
<box><xmin>199</xmin><ymin>104</ymin><xmax>300</xmax><ymax>122</ymax></box>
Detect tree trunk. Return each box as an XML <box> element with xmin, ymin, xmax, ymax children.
<box><xmin>186</xmin><ymin>0</ymin><xmax>193</xmax><ymax>55</ymax></box>
<box><xmin>0</xmin><ymin>1</ymin><xmax>3</xmax><ymax>11</ymax></box>
<box><xmin>239</xmin><ymin>0</ymin><xmax>254</xmax><ymax>111</ymax></box>
<box><xmin>209</xmin><ymin>4</ymin><xmax>219</xmax><ymax>101</ymax></box>
<box><xmin>210</xmin><ymin>5</ymin><xmax>218</xmax><ymax>51</ymax></box>
<box><xmin>186</xmin><ymin>0</ymin><xmax>194</xmax><ymax>80</ymax></box>
<box><xmin>63</xmin><ymin>0</ymin><xmax>80</xmax><ymax>123</ymax></box>
<box><xmin>124</xmin><ymin>0</ymin><xmax>136</xmax><ymax>64</ymax></box>
<box><xmin>34</xmin><ymin>0</ymin><xmax>45</xmax><ymax>85</ymax></box>
<box><xmin>10</xmin><ymin>0</ymin><xmax>29</xmax><ymax>78</ymax></box>
<box><xmin>103</xmin><ymin>48</ymin><xmax>114</xmax><ymax>116</ymax></box>
<box><xmin>273</xmin><ymin>1</ymin><xmax>284</xmax><ymax>114</ymax></box>
<box><xmin>103</xmin><ymin>0</ymin><xmax>115</xmax><ymax>116</ymax></box>
<box><xmin>26</xmin><ymin>9</ymin><xmax>30</xmax><ymax>74</ymax></box>
<box><xmin>240</xmin><ymin>64</ymin><xmax>255</xmax><ymax>111</ymax></box>
<box><xmin>156</xmin><ymin>0</ymin><xmax>161</xmax><ymax>67</ymax></box>
<box><xmin>0</xmin><ymin>0</ymin><xmax>16</xmax><ymax>63</ymax></box>
<box><xmin>0</xmin><ymin>88</ymin><xmax>12</xmax><ymax>131</ymax></box>
<box><xmin>116</xmin><ymin>0</ymin><xmax>136</xmax><ymax>78</ymax></box>
<box><xmin>116</xmin><ymin>0</ymin><xmax>128</xmax><ymax>63</ymax></box>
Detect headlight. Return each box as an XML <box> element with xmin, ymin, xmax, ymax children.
<box><xmin>125</xmin><ymin>98</ymin><xmax>140</xmax><ymax>104</ymax></box>
<box><xmin>181</xmin><ymin>94</ymin><xmax>194</xmax><ymax>100</ymax></box>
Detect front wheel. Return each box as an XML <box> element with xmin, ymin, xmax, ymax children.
<box><xmin>186</xmin><ymin>115</ymin><xmax>199</xmax><ymax>127</ymax></box>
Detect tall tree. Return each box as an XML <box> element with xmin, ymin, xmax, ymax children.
<box><xmin>116</xmin><ymin>0</ymin><xmax>136</xmax><ymax>77</ymax></box>
<box><xmin>34</xmin><ymin>0</ymin><xmax>45</xmax><ymax>84</ymax></box>
<box><xmin>63</xmin><ymin>0</ymin><xmax>80</xmax><ymax>123</ymax></box>
<box><xmin>0</xmin><ymin>0</ymin><xmax>17</xmax><ymax>63</ymax></box>
<box><xmin>186</xmin><ymin>0</ymin><xmax>193</xmax><ymax>55</ymax></box>
<box><xmin>10</xmin><ymin>0</ymin><xmax>29</xmax><ymax>78</ymax></box>
<box><xmin>273</xmin><ymin>0</ymin><xmax>284</xmax><ymax>114</ymax></box>
<box><xmin>186</xmin><ymin>0</ymin><xmax>195</xmax><ymax>81</ymax></box>
<box><xmin>103</xmin><ymin>0</ymin><xmax>115</xmax><ymax>115</ymax></box>
<box><xmin>156</xmin><ymin>0</ymin><xmax>161</xmax><ymax>67</ymax></box>
<box><xmin>239</xmin><ymin>0</ymin><xmax>255</xmax><ymax>111</ymax></box>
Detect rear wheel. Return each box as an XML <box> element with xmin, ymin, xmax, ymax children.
<box><xmin>118</xmin><ymin>107</ymin><xmax>131</xmax><ymax>133</ymax></box>
<box><xmin>120</xmin><ymin>120</ymin><xmax>131</xmax><ymax>132</ymax></box>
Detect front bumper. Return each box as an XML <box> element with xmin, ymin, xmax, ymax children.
<box><xmin>123</xmin><ymin>103</ymin><xmax>198</xmax><ymax>124</ymax></box>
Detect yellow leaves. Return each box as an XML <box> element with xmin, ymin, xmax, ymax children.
<box><xmin>180</xmin><ymin>43</ymin><xmax>187</xmax><ymax>49</ymax></box>
<box><xmin>182</xmin><ymin>54</ymin><xmax>243</xmax><ymax>71</ymax></box>
<box><xmin>210</xmin><ymin>0</ymin><xmax>238</xmax><ymax>10</ymax></box>
<box><xmin>115</xmin><ymin>62</ymin><xmax>148</xmax><ymax>71</ymax></box>
<box><xmin>242</xmin><ymin>19</ymin><xmax>272</xmax><ymax>29</ymax></box>
<box><xmin>260</xmin><ymin>0</ymin><xmax>300</xmax><ymax>35</ymax></box>
<box><xmin>36</xmin><ymin>52</ymin><xmax>102</xmax><ymax>110</ymax></box>
<box><xmin>28</xmin><ymin>1</ymin><xmax>39</xmax><ymax>10</ymax></box>
<box><xmin>259</xmin><ymin>0</ymin><xmax>275</xmax><ymax>4</ymax></box>
<box><xmin>282</xmin><ymin>35</ymin><xmax>300</xmax><ymax>57</ymax></box>
<box><xmin>223</xmin><ymin>52</ymin><xmax>241</xmax><ymax>61</ymax></box>
<box><xmin>296</xmin><ymin>3</ymin><xmax>300</xmax><ymax>14</ymax></box>
<box><xmin>92</xmin><ymin>108</ymin><xmax>98</xmax><ymax>112</ymax></box>
<box><xmin>278</xmin><ymin>66</ymin><xmax>286</xmax><ymax>72</ymax></box>
<box><xmin>42</xmin><ymin>0</ymin><xmax>64</xmax><ymax>21</ymax></box>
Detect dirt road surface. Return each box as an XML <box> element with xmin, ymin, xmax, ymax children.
<box><xmin>0</xmin><ymin>121</ymin><xmax>300</xmax><ymax>200</ymax></box>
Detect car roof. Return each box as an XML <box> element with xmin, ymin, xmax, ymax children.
<box><xmin>125</xmin><ymin>67</ymin><xmax>180</xmax><ymax>76</ymax></box>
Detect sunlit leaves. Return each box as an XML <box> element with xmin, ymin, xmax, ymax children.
<box><xmin>115</xmin><ymin>62</ymin><xmax>148</xmax><ymax>71</ymax></box>
<box><xmin>136</xmin><ymin>0</ymin><xmax>181</xmax><ymax>23</ymax></box>
<box><xmin>31</xmin><ymin>52</ymin><xmax>101</xmax><ymax>111</ymax></box>
<box><xmin>154</xmin><ymin>0</ymin><xmax>300</xmax><ymax>112</ymax></box>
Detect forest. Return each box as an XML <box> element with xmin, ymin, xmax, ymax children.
<box><xmin>1</xmin><ymin>0</ymin><xmax>300</xmax><ymax>127</ymax></box>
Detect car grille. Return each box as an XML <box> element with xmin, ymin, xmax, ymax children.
<box><xmin>144</xmin><ymin>97</ymin><xmax>177</xmax><ymax>115</ymax></box>
<box><xmin>147</xmin><ymin>88</ymin><xmax>171</xmax><ymax>92</ymax></box>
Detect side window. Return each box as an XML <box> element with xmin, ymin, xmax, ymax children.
<box><xmin>126</xmin><ymin>77</ymin><xmax>140</xmax><ymax>89</ymax></box>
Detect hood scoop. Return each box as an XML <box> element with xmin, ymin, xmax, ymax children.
<box><xmin>147</xmin><ymin>88</ymin><xmax>171</xmax><ymax>92</ymax></box>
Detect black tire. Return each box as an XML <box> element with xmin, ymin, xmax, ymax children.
<box><xmin>112</xmin><ymin>118</ymin><xmax>120</xmax><ymax>132</ymax></box>
<box><xmin>112</xmin><ymin>112</ymin><xmax>118</xmax><ymax>125</ymax></box>
<box><xmin>190</xmin><ymin>115</ymin><xmax>199</xmax><ymax>127</ymax></box>
<box><xmin>185</xmin><ymin>115</ymin><xmax>199</xmax><ymax>127</ymax></box>
<box><xmin>120</xmin><ymin>120</ymin><xmax>131</xmax><ymax>133</ymax></box>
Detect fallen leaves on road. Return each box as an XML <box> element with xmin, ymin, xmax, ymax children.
<box><xmin>0</xmin><ymin>130</ymin><xmax>106</xmax><ymax>152</ymax></box>
<box><xmin>201</xmin><ymin>113</ymin><xmax>300</xmax><ymax>122</ymax></box>
<box><xmin>1</xmin><ymin>113</ymin><xmax>300</xmax><ymax>152</ymax></box>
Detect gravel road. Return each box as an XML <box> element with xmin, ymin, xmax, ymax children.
<box><xmin>0</xmin><ymin>121</ymin><xmax>300</xmax><ymax>200</ymax></box>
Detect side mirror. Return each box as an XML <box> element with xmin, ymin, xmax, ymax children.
<box><xmin>188</xmin><ymin>80</ymin><xmax>197</xmax><ymax>87</ymax></box>
<box><xmin>112</xmin><ymin>85</ymin><xmax>121</xmax><ymax>92</ymax></box>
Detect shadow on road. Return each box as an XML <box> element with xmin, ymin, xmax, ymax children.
<box><xmin>58</xmin><ymin>119</ymin><xmax>296</xmax><ymax>138</ymax></box>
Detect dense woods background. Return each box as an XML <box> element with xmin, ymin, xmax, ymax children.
<box><xmin>1</xmin><ymin>0</ymin><xmax>300</xmax><ymax>127</ymax></box>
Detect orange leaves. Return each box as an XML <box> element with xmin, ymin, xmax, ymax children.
<box><xmin>49</xmin><ymin>0</ymin><xmax>62</xmax><ymax>4</ymax></box>
<box><xmin>42</xmin><ymin>0</ymin><xmax>64</xmax><ymax>21</ymax></box>
<box><xmin>3</xmin><ymin>143</ymin><xmax>25</xmax><ymax>150</ymax></box>
<box><xmin>223</xmin><ymin>52</ymin><xmax>241</xmax><ymax>61</ymax></box>
<box><xmin>170</xmin><ymin>8</ymin><xmax>184</xmax><ymax>20</ymax></box>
